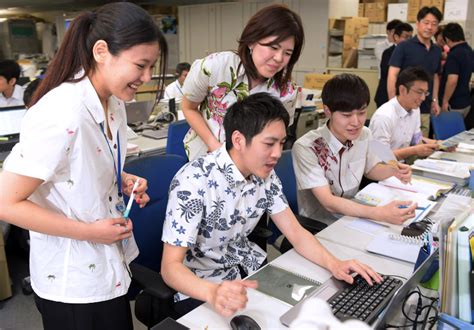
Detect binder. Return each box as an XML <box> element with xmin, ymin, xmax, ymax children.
<box><xmin>247</xmin><ymin>264</ymin><xmax>322</xmax><ymax>306</ymax></box>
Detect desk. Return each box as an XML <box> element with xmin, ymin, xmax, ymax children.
<box><xmin>177</xmin><ymin>228</ymin><xmax>416</xmax><ymax>329</ymax></box>
<box><xmin>126</xmin><ymin>135</ymin><xmax>167</xmax><ymax>160</ymax></box>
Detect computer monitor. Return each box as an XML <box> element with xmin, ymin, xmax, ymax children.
<box><xmin>0</xmin><ymin>105</ymin><xmax>27</xmax><ymax>137</ymax></box>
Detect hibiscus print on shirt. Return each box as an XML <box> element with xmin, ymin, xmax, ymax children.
<box><xmin>311</xmin><ymin>137</ymin><xmax>338</xmax><ymax>172</ymax></box>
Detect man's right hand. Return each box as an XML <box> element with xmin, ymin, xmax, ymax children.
<box><xmin>208</xmin><ymin>280</ymin><xmax>258</xmax><ymax>317</ymax></box>
<box><xmin>416</xmin><ymin>143</ymin><xmax>439</xmax><ymax>157</ymax></box>
<box><xmin>376</xmin><ymin>200</ymin><xmax>417</xmax><ymax>225</ymax></box>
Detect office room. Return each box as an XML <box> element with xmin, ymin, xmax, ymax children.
<box><xmin>0</xmin><ymin>0</ymin><xmax>473</xmax><ymax>329</ymax></box>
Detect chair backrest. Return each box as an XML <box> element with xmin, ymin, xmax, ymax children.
<box><xmin>124</xmin><ymin>154</ymin><xmax>187</xmax><ymax>273</ymax></box>
<box><xmin>431</xmin><ymin>111</ymin><xmax>466</xmax><ymax>140</ymax></box>
<box><xmin>274</xmin><ymin>149</ymin><xmax>299</xmax><ymax>215</ymax></box>
<box><xmin>166</xmin><ymin>119</ymin><xmax>190</xmax><ymax>160</ymax></box>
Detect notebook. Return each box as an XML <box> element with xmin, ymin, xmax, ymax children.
<box><xmin>380</xmin><ymin>176</ymin><xmax>454</xmax><ymax>201</ymax></box>
<box><xmin>411</xmin><ymin>159</ymin><xmax>471</xmax><ymax>186</ymax></box>
<box><xmin>365</xmin><ymin>231</ymin><xmax>424</xmax><ymax>263</ymax></box>
<box><xmin>247</xmin><ymin>264</ymin><xmax>321</xmax><ymax>306</ymax></box>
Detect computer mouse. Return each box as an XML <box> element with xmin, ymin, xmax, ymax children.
<box><xmin>230</xmin><ymin>314</ymin><xmax>261</xmax><ymax>330</ymax></box>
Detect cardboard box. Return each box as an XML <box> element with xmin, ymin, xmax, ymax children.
<box><xmin>0</xmin><ymin>232</ymin><xmax>12</xmax><ymax>301</ymax></box>
<box><xmin>407</xmin><ymin>0</ymin><xmax>421</xmax><ymax>22</ymax></box>
<box><xmin>420</xmin><ymin>0</ymin><xmax>444</xmax><ymax>13</ymax></box>
<box><xmin>329</xmin><ymin>17</ymin><xmax>369</xmax><ymax>36</ymax></box>
<box><xmin>303</xmin><ymin>73</ymin><xmax>334</xmax><ymax>89</ymax></box>
<box><xmin>365</xmin><ymin>2</ymin><xmax>387</xmax><ymax>22</ymax></box>
<box><xmin>388</xmin><ymin>3</ymin><xmax>408</xmax><ymax>21</ymax></box>
<box><xmin>343</xmin><ymin>34</ymin><xmax>359</xmax><ymax>51</ymax></box>
<box><xmin>358</xmin><ymin>3</ymin><xmax>365</xmax><ymax>17</ymax></box>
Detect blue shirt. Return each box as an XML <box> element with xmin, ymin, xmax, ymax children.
<box><xmin>162</xmin><ymin>145</ymin><xmax>288</xmax><ymax>298</ymax></box>
<box><xmin>389</xmin><ymin>36</ymin><xmax>442</xmax><ymax>113</ymax></box>
<box><xmin>439</xmin><ymin>42</ymin><xmax>474</xmax><ymax>109</ymax></box>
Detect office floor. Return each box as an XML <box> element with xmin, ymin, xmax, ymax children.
<box><xmin>0</xmin><ymin>233</ymin><xmax>282</xmax><ymax>330</ymax></box>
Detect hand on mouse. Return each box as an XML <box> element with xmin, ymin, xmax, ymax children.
<box><xmin>374</xmin><ymin>200</ymin><xmax>417</xmax><ymax>225</ymax></box>
<box><xmin>208</xmin><ymin>280</ymin><xmax>258</xmax><ymax>317</ymax></box>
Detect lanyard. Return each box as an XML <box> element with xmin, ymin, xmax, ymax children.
<box><xmin>99</xmin><ymin>122</ymin><xmax>124</xmax><ymax>211</ymax></box>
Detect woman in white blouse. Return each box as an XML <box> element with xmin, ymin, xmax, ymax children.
<box><xmin>182</xmin><ymin>4</ymin><xmax>305</xmax><ymax>161</ymax></box>
<box><xmin>0</xmin><ymin>3</ymin><xmax>167</xmax><ymax>329</ymax></box>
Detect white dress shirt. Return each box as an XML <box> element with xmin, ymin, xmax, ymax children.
<box><xmin>369</xmin><ymin>97</ymin><xmax>422</xmax><ymax>150</ymax></box>
<box><xmin>0</xmin><ymin>84</ymin><xmax>24</xmax><ymax>107</ymax></box>
<box><xmin>164</xmin><ymin>79</ymin><xmax>184</xmax><ymax>102</ymax></box>
<box><xmin>4</xmin><ymin>74</ymin><xmax>138</xmax><ymax>303</ymax></box>
<box><xmin>292</xmin><ymin>125</ymin><xmax>381</xmax><ymax>224</ymax></box>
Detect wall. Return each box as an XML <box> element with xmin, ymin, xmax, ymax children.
<box><xmin>178</xmin><ymin>0</ymin><xmax>330</xmax><ymax>86</ymax></box>
<box><xmin>329</xmin><ymin>0</ymin><xmax>358</xmax><ymax>18</ymax></box>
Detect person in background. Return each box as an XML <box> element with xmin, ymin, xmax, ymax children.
<box><xmin>0</xmin><ymin>3</ymin><xmax>168</xmax><ymax>329</ymax></box>
<box><xmin>374</xmin><ymin>22</ymin><xmax>413</xmax><ymax>108</ymax></box>
<box><xmin>182</xmin><ymin>4</ymin><xmax>304</xmax><ymax>161</ymax></box>
<box><xmin>161</xmin><ymin>92</ymin><xmax>382</xmax><ymax>317</ymax></box>
<box><xmin>370</xmin><ymin>67</ymin><xmax>439</xmax><ymax>162</ymax></box>
<box><xmin>387</xmin><ymin>6</ymin><xmax>443</xmax><ymax>137</ymax></box>
<box><xmin>434</xmin><ymin>25</ymin><xmax>449</xmax><ymax>68</ymax></box>
<box><xmin>292</xmin><ymin>74</ymin><xmax>415</xmax><ymax>226</ymax></box>
<box><xmin>374</xmin><ymin>19</ymin><xmax>402</xmax><ymax>64</ymax></box>
<box><xmin>164</xmin><ymin>62</ymin><xmax>191</xmax><ymax>102</ymax></box>
<box><xmin>440</xmin><ymin>23</ymin><xmax>474</xmax><ymax>118</ymax></box>
<box><xmin>0</xmin><ymin>59</ymin><xmax>25</xmax><ymax>107</ymax></box>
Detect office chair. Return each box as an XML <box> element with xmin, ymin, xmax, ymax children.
<box><xmin>272</xmin><ymin>150</ymin><xmax>327</xmax><ymax>253</ymax></box>
<box><xmin>166</xmin><ymin>120</ymin><xmax>190</xmax><ymax>160</ymax></box>
<box><xmin>431</xmin><ymin>111</ymin><xmax>466</xmax><ymax>140</ymax></box>
<box><xmin>124</xmin><ymin>154</ymin><xmax>187</xmax><ymax>328</ymax></box>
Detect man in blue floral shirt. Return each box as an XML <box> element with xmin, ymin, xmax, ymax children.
<box><xmin>161</xmin><ymin>93</ymin><xmax>382</xmax><ymax>317</ymax></box>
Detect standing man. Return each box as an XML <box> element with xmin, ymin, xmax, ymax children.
<box><xmin>374</xmin><ymin>19</ymin><xmax>403</xmax><ymax>64</ymax></box>
<box><xmin>0</xmin><ymin>60</ymin><xmax>24</xmax><ymax>107</ymax></box>
<box><xmin>440</xmin><ymin>23</ymin><xmax>474</xmax><ymax>118</ymax></box>
<box><xmin>387</xmin><ymin>6</ymin><xmax>443</xmax><ymax>137</ymax></box>
<box><xmin>370</xmin><ymin>67</ymin><xmax>439</xmax><ymax>161</ymax></box>
<box><xmin>164</xmin><ymin>62</ymin><xmax>191</xmax><ymax>102</ymax></box>
<box><xmin>374</xmin><ymin>22</ymin><xmax>413</xmax><ymax>108</ymax></box>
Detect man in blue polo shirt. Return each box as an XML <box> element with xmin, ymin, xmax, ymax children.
<box><xmin>440</xmin><ymin>23</ymin><xmax>474</xmax><ymax>118</ymax></box>
<box><xmin>387</xmin><ymin>6</ymin><xmax>443</xmax><ymax>137</ymax></box>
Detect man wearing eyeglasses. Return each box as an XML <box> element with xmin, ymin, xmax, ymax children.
<box><xmin>370</xmin><ymin>67</ymin><xmax>439</xmax><ymax>162</ymax></box>
<box><xmin>387</xmin><ymin>6</ymin><xmax>443</xmax><ymax>137</ymax></box>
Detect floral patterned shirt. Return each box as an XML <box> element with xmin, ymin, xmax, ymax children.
<box><xmin>292</xmin><ymin>125</ymin><xmax>381</xmax><ymax>225</ymax></box>
<box><xmin>182</xmin><ymin>51</ymin><xmax>297</xmax><ymax>160</ymax></box>
<box><xmin>162</xmin><ymin>145</ymin><xmax>288</xmax><ymax>300</ymax></box>
<box><xmin>4</xmin><ymin>73</ymin><xmax>138</xmax><ymax>303</ymax></box>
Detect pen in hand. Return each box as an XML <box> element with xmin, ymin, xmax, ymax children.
<box><xmin>123</xmin><ymin>179</ymin><xmax>140</xmax><ymax>220</ymax></box>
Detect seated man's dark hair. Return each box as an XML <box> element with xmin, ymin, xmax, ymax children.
<box><xmin>394</xmin><ymin>22</ymin><xmax>413</xmax><ymax>37</ymax></box>
<box><xmin>224</xmin><ymin>92</ymin><xmax>289</xmax><ymax>150</ymax></box>
<box><xmin>443</xmin><ymin>23</ymin><xmax>465</xmax><ymax>42</ymax></box>
<box><xmin>396</xmin><ymin>67</ymin><xmax>431</xmax><ymax>96</ymax></box>
<box><xmin>176</xmin><ymin>62</ymin><xmax>191</xmax><ymax>76</ymax></box>
<box><xmin>417</xmin><ymin>6</ymin><xmax>443</xmax><ymax>22</ymax></box>
<box><xmin>321</xmin><ymin>73</ymin><xmax>370</xmax><ymax>112</ymax></box>
<box><xmin>23</xmin><ymin>79</ymin><xmax>43</xmax><ymax>108</ymax></box>
<box><xmin>0</xmin><ymin>59</ymin><xmax>21</xmax><ymax>82</ymax></box>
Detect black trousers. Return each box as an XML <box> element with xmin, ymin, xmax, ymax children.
<box><xmin>34</xmin><ymin>293</ymin><xmax>133</xmax><ymax>330</ymax></box>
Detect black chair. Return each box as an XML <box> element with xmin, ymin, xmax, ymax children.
<box><xmin>124</xmin><ymin>154</ymin><xmax>187</xmax><ymax>328</ymax></box>
<box><xmin>271</xmin><ymin>150</ymin><xmax>327</xmax><ymax>253</ymax></box>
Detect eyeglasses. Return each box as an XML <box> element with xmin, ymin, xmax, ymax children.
<box><xmin>408</xmin><ymin>88</ymin><xmax>430</xmax><ymax>97</ymax></box>
<box><xmin>420</xmin><ymin>20</ymin><xmax>439</xmax><ymax>27</ymax></box>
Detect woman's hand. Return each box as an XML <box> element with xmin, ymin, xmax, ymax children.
<box><xmin>122</xmin><ymin>172</ymin><xmax>149</xmax><ymax>208</ymax></box>
<box><xmin>87</xmin><ymin>217</ymin><xmax>133</xmax><ymax>244</ymax></box>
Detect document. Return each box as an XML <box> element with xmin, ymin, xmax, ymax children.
<box><xmin>366</xmin><ymin>231</ymin><xmax>423</xmax><ymax>263</ymax></box>
<box><xmin>380</xmin><ymin>176</ymin><xmax>454</xmax><ymax>201</ymax></box>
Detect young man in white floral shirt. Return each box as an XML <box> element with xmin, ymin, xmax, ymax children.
<box><xmin>293</xmin><ymin>74</ymin><xmax>416</xmax><ymax>226</ymax></box>
<box><xmin>161</xmin><ymin>92</ymin><xmax>382</xmax><ymax>317</ymax></box>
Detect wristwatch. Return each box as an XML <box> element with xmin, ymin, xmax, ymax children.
<box><xmin>432</xmin><ymin>98</ymin><xmax>438</xmax><ymax>103</ymax></box>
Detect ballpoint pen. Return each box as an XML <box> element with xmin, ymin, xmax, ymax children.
<box><xmin>122</xmin><ymin>179</ymin><xmax>140</xmax><ymax>246</ymax></box>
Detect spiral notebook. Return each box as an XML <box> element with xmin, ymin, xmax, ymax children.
<box><xmin>247</xmin><ymin>264</ymin><xmax>322</xmax><ymax>306</ymax></box>
<box><xmin>366</xmin><ymin>231</ymin><xmax>424</xmax><ymax>263</ymax></box>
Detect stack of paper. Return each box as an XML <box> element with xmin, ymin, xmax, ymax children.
<box><xmin>457</xmin><ymin>143</ymin><xmax>474</xmax><ymax>154</ymax></box>
<box><xmin>354</xmin><ymin>182</ymin><xmax>436</xmax><ymax>225</ymax></box>
<box><xmin>412</xmin><ymin>159</ymin><xmax>471</xmax><ymax>185</ymax></box>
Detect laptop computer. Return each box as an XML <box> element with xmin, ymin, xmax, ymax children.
<box><xmin>0</xmin><ymin>105</ymin><xmax>27</xmax><ymax>161</ymax></box>
<box><xmin>280</xmin><ymin>248</ymin><xmax>439</xmax><ymax>329</ymax></box>
<box><xmin>125</xmin><ymin>100</ymin><xmax>155</xmax><ymax>125</ymax></box>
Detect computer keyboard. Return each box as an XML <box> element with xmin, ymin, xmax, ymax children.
<box><xmin>141</xmin><ymin>128</ymin><xmax>169</xmax><ymax>140</ymax></box>
<box><xmin>328</xmin><ymin>274</ymin><xmax>403</xmax><ymax>324</ymax></box>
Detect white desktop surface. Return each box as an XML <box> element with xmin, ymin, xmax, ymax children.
<box><xmin>177</xmin><ymin>235</ymin><xmax>416</xmax><ymax>329</ymax></box>
<box><xmin>128</xmin><ymin>135</ymin><xmax>167</xmax><ymax>156</ymax></box>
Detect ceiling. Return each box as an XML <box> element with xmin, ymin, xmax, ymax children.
<box><xmin>0</xmin><ymin>0</ymin><xmax>232</xmax><ymax>15</ymax></box>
